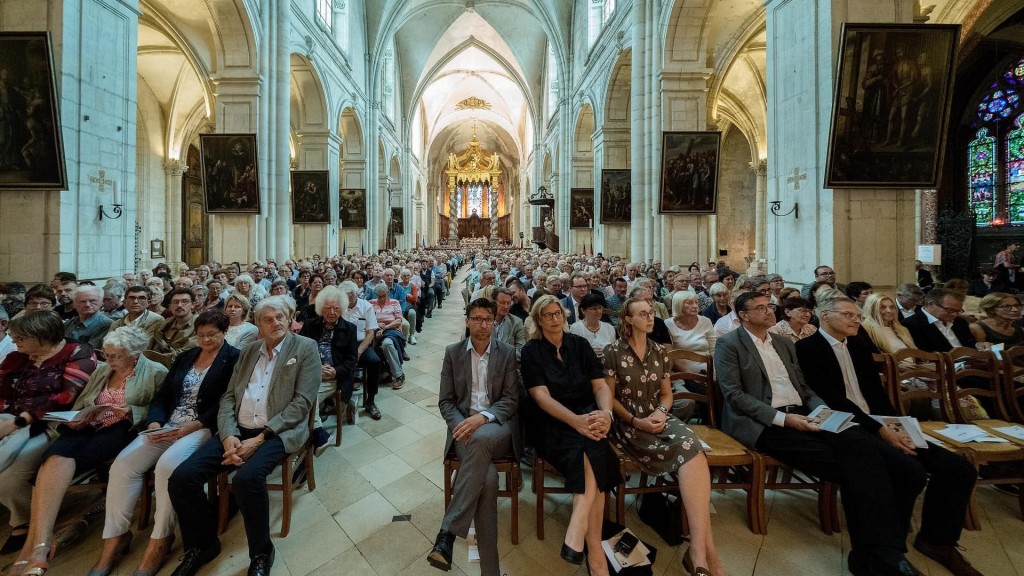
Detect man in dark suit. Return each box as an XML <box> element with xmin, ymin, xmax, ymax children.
<box><xmin>968</xmin><ymin>269</ymin><xmax>1003</xmax><ymax>297</ymax></box>
<box><xmin>168</xmin><ymin>296</ymin><xmax>321</xmax><ymax>576</ymax></box>
<box><xmin>715</xmin><ymin>292</ymin><xmax>922</xmax><ymax>576</ymax></box>
<box><xmin>428</xmin><ymin>298</ymin><xmax>520</xmax><ymax>575</ymax></box>
<box><xmin>561</xmin><ymin>272</ymin><xmax>589</xmax><ymax>325</ymax></box>
<box><xmin>901</xmin><ymin>287</ymin><xmax>975</xmax><ymax>352</ymax></box>
<box><xmin>797</xmin><ymin>297</ymin><xmax>981</xmax><ymax>576</ymax></box>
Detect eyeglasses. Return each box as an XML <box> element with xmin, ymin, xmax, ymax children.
<box><xmin>744</xmin><ymin>304</ymin><xmax>777</xmax><ymax>314</ymax></box>
<box><xmin>467</xmin><ymin>316</ymin><xmax>495</xmax><ymax>325</ymax></box>
<box><xmin>829</xmin><ymin>311</ymin><xmax>863</xmax><ymax>321</ymax></box>
<box><xmin>104</xmin><ymin>352</ymin><xmax>132</xmax><ymax>361</ymax></box>
<box><xmin>939</xmin><ymin>305</ymin><xmax>964</xmax><ymax>315</ymax></box>
<box><xmin>629</xmin><ymin>311</ymin><xmax>654</xmax><ymax>320</ymax></box>
<box><xmin>996</xmin><ymin>304</ymin><xmax>1022</xmax><ymax>310</ymax></box>
<box><xmin>540</xmin><ymin>310</ymin><xmax>564</xmax><ymax>321</ymax></box>
<box><xmin>757</xmin><ymin>288</ymin><xmax>772</xmax><ymax>295</ymax></box>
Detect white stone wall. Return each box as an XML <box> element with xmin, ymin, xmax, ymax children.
<box><xmin>716</xmin><ymin>129</ymin><xmax>757</xmax><ymax>270</ymax></box>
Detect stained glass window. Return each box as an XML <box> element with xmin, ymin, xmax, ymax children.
<box><xmin>977</xmin><ymin>86</ymin><xmax>1020</xmax><ymax>123</ymax></box>
<box><xmin>1009</xmin><ymin>115</ymin><xmax>1024</xmax><ymax>224</ymax></box>
<box><xmin>969</xmin><ymin>128</ymin><xmax>997</xmax><ymax>226</ymax></box>
<box><xmin>467</xmin><ymin>183</ymin><xmax>483</xmax><ymax>216</ymax></box>
<box><xmin>1004</xmin><ymin>57</ymin><xmax>1024</xmax><ymax>86</ymax></box>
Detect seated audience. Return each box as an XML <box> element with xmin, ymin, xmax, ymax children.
<box><xmin>147</xmin><ymin>285</ymin><xmax>166</xmax><ymax>317</ymax></box>
<box><xmin>968</xmin><ymin>269</ymin><xmax>1002</xmax><ymax>297</ymax></box>
<box><xmin>700</xmin><ymin>282</ymin><xmax>731</xmax><ymax>324</ymax></box>
<box><xmin>268</xmin><ymin>279</ymin><xmax>290</xmax><ymax>297</ymax></box>
<box><xmin>297</xmin><ymin>274</ymin><xmax>324</xmax><ymax>323</ymax></box>
<box><xmin>17</xmin><ymin>285</ymin><xmax>56</xmax><ymax>318</ymax></box>
<box><xmin>521</xmin><ymin>295</ymin><xmax>619</xmax><ymax>574</ymax></box>
<box><xmin>167</xmin><ymin>296</ymin><xmax>320</xmax><ymax>576</ymax></box>
<box><xmin>568</xmin><ymin>293</ymin><xmax>616</xmax><ymax>357</ymax></box>
<box><xmin>341</xmin><ymin>280</ymin><xmax>384</xmax><ymax>420</ymax></box>
<box><xmin>666</xmin><ymin>291</ymin><xmax>717</xmax><ymax>376</ymax></box>
<box><xmin>233</xmin><ymin>273</ymin><xmax>267</xmax><ymax>311</ymax></box>
<box><xmin>895</xmin><ymin>283</ymin><xmax>924</xmax><ymax>319</ymax></box>
<box><xmin>845</xmin><ymin>281</ymin><xmax>873</xmax><ymax>309</ymax></box>
<box><xmin>0</xmin><ymin>309</ymin><xmax>11</xmax><ymax>365</ymax></box>
<box><xmin>224</xmin><ymin>293</ymin><xmax>259</xmax><ymax>349</ymax></box>
<box><xmin>604</xmin><ymin>277</ymin><xmax>628</xmax><ymax>326</ymax></box>
<box><xmin>90</xmin><ymin>312</ymin><xmax>238</xmax><ymax>576</ymax></box>
<box><xmin>145</xmin><ymin>288</ymin><xmax>198</xmax><ymax>369</ymax></box>
<box><xmin>860</xmin><ymin>293</ymin><xmax>916</xmax><ymax>354</ymax></box>
<box><xmin>606</xmin><ymin>298</ymin><xmax>723</xmax><ymax>576</ymax></box>
<box><xmin>370</xmin><ymin>283</ymin><xmax>407</xmax><ymax>389</ymax></box>
<box><xmin>110</xmin><ymin>285</ymin><xmax>163</xmax><ymax>338</ymax></box>
<box><xmin>491</xmin><ymin>288</ymin><xmax>528</xmax><ymax>359</ymax></box>
<box><xmin>64</xmin><ymin>285</ymin><xmax>113</xmax><ymax>350</ymax></box>
<box><xmin>0</xmin><ymin>312</ymin><xmax>97</xmax><ymax>556</ymax></box>
<box><xmin>102</xmin><ymin>284</ymin><xmax>127</xmax><ymax>321</ymax></box>
<box><xmin>54</xmin><ymin>280</ymin><xmax>77</xmax><ymax>320</ymax></box>
<box><xmin>969</xmin><ymin>292</ymin><xmax>1024</xmax><ymax>347</ymax></box>
<box><xmin>10</xmin><ymin>326</ymin><xmax>164</xmax><ymax>576</ymax></box>
<box><xmin>768</xmin><ymin>297</ymin><xmax>817</xmax><ymax>342</ymax></box>
<box><xmin>902</xmin><ymin>288</ymin><xmax>976</xmax><ymax>352</ymax></box>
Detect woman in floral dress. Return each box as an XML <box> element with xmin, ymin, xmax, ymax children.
<box><xmin>604</xmin><ymin>298</ymin><xmax>723</xmax><ymax>576</ymax></box>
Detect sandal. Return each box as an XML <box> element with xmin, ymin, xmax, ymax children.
<box><xmin>21</xmin><ymin>542</ymin><xmax>53</xmax><ymax>576</ymax></box>
<box><xmin>6</xmin><ymin>561</ymin><xmax>28</xmax><ymax>576</ymax></box>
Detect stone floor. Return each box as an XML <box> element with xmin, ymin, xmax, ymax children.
<box><xmin>2</xmin><ymin>266</ymin><xmax>1023</xmax><ymax>575</ymax></box>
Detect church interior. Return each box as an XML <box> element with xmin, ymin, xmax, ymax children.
<box><xmin>1</xmin><ymin>0</ymin><xmax>1024</xmax><ymax>575</ymax></box>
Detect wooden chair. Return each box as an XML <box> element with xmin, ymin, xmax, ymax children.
<box><xmin>532</xmin><ymin>453</ymin><xmax>576</xmax><ymax>540</ymax></box>
<box><xmin>1000</xmin><ymin>345</ymin><xmax>1024</xmax><ymax>424</ymax></box>
<box><xmin>216</xmin><ymin>411</ymin><xmax>318</xmax><ymax>537</ymax></box>
<box><xmin>889</xmin><ymin>349</ymin><xmax>952</xmax><ymax>422</ymax></box>
<box><xmin>443</xmin><ymin>452</ymin><xmax>521</xmax><ymax>544</ymax></box>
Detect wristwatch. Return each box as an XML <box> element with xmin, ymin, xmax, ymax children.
<box><xmin>657</xmin><ymin>405</ymin><xmax>669</xmax><ymax>414</ymax></box>
<box><xmin>261</xmin><ymin>427</ymin><xmax>277</xmax><ymax>441</ymax></box>
<box><xmin>13</xmin><ymin>416</ymin><xmax>28</xmax><ymax>428</ymax></box>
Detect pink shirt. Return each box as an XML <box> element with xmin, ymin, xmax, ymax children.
<box><xmin>371</xmin><ymin>298</ymin><xmax>403</xmax><ymax>328</ymax></box>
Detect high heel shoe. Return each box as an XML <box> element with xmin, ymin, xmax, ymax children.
<box><xmin>682</xmin><ymin>547</ymin><xmax>712</xmax><ymax>576</ymax></box>
<box><xmin>21</xmin><ymin>542</ymin><xmax>53</xmax><ymax>576</ymax></box>
<box><xmin>86</xmin><ymin>531</ymin><xmax>133</xmax><ymax>576</ymax></box>
<box><xmin>560</xmin><ymin>542</ymin><xmax>585</xmax><ymax>565</ymax></box>
<box><xmin>132</xmin><ymin>534</ymin><xmax>175</xmax><ymax>576</ymax></box>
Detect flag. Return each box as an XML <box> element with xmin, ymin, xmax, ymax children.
<box><xmin>421</xmin><ymin>237</ymin><xmax>426</xmax><ymax>248</ymax></box>
<box><xmin>342</xmin><ymin>239</ymin><xmax>347</xmax><ymax>255</ymax></box>
<box><xmin>360</xmin><ymin>242</ymin><xmax>365</xmax><ymax>255</ymax></box>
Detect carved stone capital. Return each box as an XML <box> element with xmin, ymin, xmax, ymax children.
<box><xmin>749</xmin><ymin>159</ymin><xmax>767</xmax><ymax>177</ymax></box>
<box><xmin>163</xmin><ymin>159</ymin><xmax>185</xmax><ymax>177</ymax></box>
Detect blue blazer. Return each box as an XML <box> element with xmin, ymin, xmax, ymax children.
<box><xmin>145</xmin><ymin>343</ymin><xmax>240</xmax><ymax>432</ymax></box>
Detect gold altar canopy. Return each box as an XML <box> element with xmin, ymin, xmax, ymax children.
<box><xmin>444</xmin><ymin>127</ymin><xmax>504</xmax><ymax>245</ymax></box>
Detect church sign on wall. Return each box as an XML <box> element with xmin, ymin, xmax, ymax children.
<box><xmin>199</xmin><ymin>134</ymin><xmax>260</xmax><ymax>213</ymax></box>
<box><xmin>0</xmin><ymin>32</ymin><xmax>66</xmax><ymax>190</ymax></box>
<box><xmin>825</xmin><ymin>23</ymin><xmax>960</xmax><ymax>188</ymax></box>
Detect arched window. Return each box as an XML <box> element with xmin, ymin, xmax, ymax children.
<box><xmin>969</xmin><ymin>128</ymin><xmax>996</xmax><ymax>225</ymax></box>
<box><xmin>1009</xmin><ymin>116</ymin><xmax>1024</xmax><ymax>223</ymax></box>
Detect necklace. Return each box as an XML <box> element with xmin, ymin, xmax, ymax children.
<box><xmin>674</xmin><ymin>316</ymin><xmax>697</xmax><ymax>330</ymax></box>
<box><xmin>584</xmin><ymin>321</ymin><xmax>601</xmax><ymax>334</ymax></box>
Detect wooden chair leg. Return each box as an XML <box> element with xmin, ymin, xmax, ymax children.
<box><xmin>534</xmin><ymin>458</ymin><xmax>545</xmax><ymax>540</ymax></box>
<box><xmin>280</xmin><ymin>457</ymin><xmax>293</xmax><ymax>538</ymax></box>
<box><xmin>509</xmin><ymin>467</ymin><xmax>519</xmax><ymax>545</ymax></box>
<box><xmin>306</xmin><ymin>448</ymin><xmax>317</xmax><ymax>492</ymax></box>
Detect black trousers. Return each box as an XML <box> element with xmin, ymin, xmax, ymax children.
<box><xmin>756</xmin><ymin>426</ymin><xmax>921</xmax><ymax>554</ymax></box>
<box><xmin>358</xmin><ymin>347</ymin><xmax>382</xmax><ymax>406</ymax></box>
<box><xmin>168</xmin><ymin>428</ymin><xmax>287</xmax><ymax>558</ymax></box>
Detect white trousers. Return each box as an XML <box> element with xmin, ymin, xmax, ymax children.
<box><xmin>0</xmin><ymin>427</ymin><xmax>52</xmax><ymax>527</ymax></box>
<box><xmin>104</xmin><ymin>428</ymin><xmax>212</xmax><ymax>539</ymax></box>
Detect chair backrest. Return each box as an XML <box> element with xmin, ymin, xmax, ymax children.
<box><xmin>1000</xmin><ymin>345</ymin><xmax>1024</xmax><ymax>423</ymax></box>
<box><xmin>666</xmin><ymin>348</ymin><xmax>718</xmax><ymax>428</ymax></box>
<box><xmin>946</xmin><ymin>347</ymin><xmax>1008</xmax><ymax>422</ymax></box>
<box><xmin>891</xmin><ymin>348</ymin><xmax>951</xmax><ymax>421</ymax></box>
<box><xmin>872</xmin><ymin>352</ymin><xmax>898</xmax><ymax>408</ymax></box>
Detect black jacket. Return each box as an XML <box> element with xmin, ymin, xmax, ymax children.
<box><xmin>901</xmin><ymin>308</ymin><xmax>975</xmax><ymax>352</ymax></box>
<box><xmin>146</xmin><ymin>343</ymin><xmax>240</xmax><ymax>431</ymax></box>
<box><xmin>299</xmin><ymin>315</ymin><xmax>359</xmax><ymax>391</ymax></box>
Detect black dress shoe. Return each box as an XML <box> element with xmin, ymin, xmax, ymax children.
<box><xmin>560</xmin><ymin>543</ymin><xmax>584</xmax><ymax>565</ymax></box>
<box><xmin>170</xmin><ymin>543</ymin><xmax>221</xmax><ymax>576</ymax></box>
<box><xmin>427</xmin><ymin>530</ymin><xmax>455</xmax><ymax>571</ymax></box>
<box><xmin>866</xmin><ymin>550</ymin><xmax>920</xmax><ymax>576</ymax></box>
<box><xmin>0</xmin><ymin>525</ymin><xmax>27</xmax><ymax>554</ymax></box>
<box><xmin>247</xmin><ymin>546</ymin><xmax>275</xmax><ymax>576</ymax></box>
<box><xmin>365</xmin><ymin>404</ymin><xmax>382</xmax><ymax>420</ymax></box>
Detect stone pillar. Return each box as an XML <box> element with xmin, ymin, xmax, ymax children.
<box><xmin>448</xmin><ymin>178</ymin><xmax>459</xmax><ymax>245</ymax></box>
<box><xmin>629</xmin><ymin>0</ymin><xmax>650</xmax><ymax>262</ymax></box>
<box><xmin>765</xmin><ymin>0</ymin><xmax>914</xmax><ymax>289</ymax></box>
<box><xmin>163</xmin><ymin>160</ymin><xmax>184</xmax><ymax>265</ymax></box>
<box><xmin>489</xmin><ymin>178</ymin><xmax>498</xmax><ymax>245</ymax></box>
<box><xmin>271</xmin><ymin>0</ymin><xmax>292</xmax><ymax>259</ymax></box>
<box><xmin>751</xmin><ymin>159</ymin><xmax>768</xmax><ymax>265</ymax></box>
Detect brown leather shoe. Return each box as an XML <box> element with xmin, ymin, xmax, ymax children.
<box><xmin>913</xmin><ymin>537</ymin><xmax>983</xmax><ymax>576</ymax></box>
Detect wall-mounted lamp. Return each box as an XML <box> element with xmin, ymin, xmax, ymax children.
<box><xmin>769</xmin><ymin>200</ymin><xmax>799</xmax><ymax>219</ymax></box>
<box><xmin>99</xmin><ymin>182</ymin><xmax>123</xmax><ymax>220</ymax></box>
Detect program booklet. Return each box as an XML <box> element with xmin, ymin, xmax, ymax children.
<box><xmin>870</xmin><ymin>415</ymin><xmax>928</xmax><ymax>449</ymax></box>
<box><xmin>41</xmin><ymin>405</ymin><xmax>110</xmax><ymax>423</ymax></box>
<box><xmin>808</xmin><ymin>406</ymin><xmax>857</xmax><ymax>433</ymax></box>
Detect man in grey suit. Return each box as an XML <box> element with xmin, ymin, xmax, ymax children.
<box><xmin>428</xmin><ymin>298</ymin><xmax>520</xmax><ymax>575</ymax></box>
<box><xmin>492</xmin><ymin>288</ymin><xmax>526</xmax><ymax>360</ymax></box>
<box><xmin>169</xmin><ymin>296</ymin><xmax>321</xmax><ymax>576</ymax></box>
<box><xmin>715</xmin><ymin>292</ymin><xmax>923</xmax><ymax>576</ymax></box>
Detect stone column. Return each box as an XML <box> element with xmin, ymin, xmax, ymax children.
<box><xmin>271</xmin><ymin>0</ymin><xmax>292</xmax><ymax>259</ymax></box>
<box><xmin>751</xmin><ymin>159</ymin><xmax>768</xmax><ymax>265</ymax></box>
<box><xmin>489</xmin><ymin>178</ymin><xmax>499</xmax><ymax>245</ymax></box>
<box><xmin>163</xmin><ymin>160</ymin><xmax>185</xmax><ymax>265</ymax></box>
<box><xmin>448</xmin><ymin>178</ymin><xmax>459</xmax><ymax>245</ymax></box>
<box><xmin>629</xmin><ymin>0</ymin><xmax>651</xmax><ymax>261</ymax></box>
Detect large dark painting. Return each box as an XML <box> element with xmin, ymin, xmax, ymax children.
<box><xmin>660</xmin><ymin>131</ymin><xmax>721</xmax><ymax>213</ymax></box>
<box><xmin>391</xmin><ymin>207</ymin><xmax>404</xmax><ymax>235</ymax></box>
<box><xmin>570</xmin><ymin>188</ymin><xmax>594</xmax><ymax>229</ymax></box>
<box><xmin>339</xmin><ymin>188</ymin><xmax>366</xmax><ymax>229</ymax></box>
<box><xmin>600</xmin><ymin>169</ymin><xmax>631</xmax><ymax>224</ymax></box>
<box><xmin>200</xmin><ymin>134</ymin><xmax>260</xmax><ymax>213</ymax></box>
<box><xmin>825</xmin><ymin>23</ymin><xmax>960</xmax><ymax>188</ymax></box>
<box><xmin>0</xmin><ymin>33</ymin><xmax>66</xmax><ymax>189</ymax></box>
<box><xmin>291</xmin><ymin>170</ymin><xmax>329</xmax><ymax>224</ymax></box>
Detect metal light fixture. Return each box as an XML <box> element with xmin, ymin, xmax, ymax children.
<box><xmin>769</xmin><ymin>200</ymin><xmax>799</xmax><ymax>219</ymax></box>
<box><xmin>99</xmin><ymin>182</ymin><xmax>124</xmax><ymax>220</ymax></box>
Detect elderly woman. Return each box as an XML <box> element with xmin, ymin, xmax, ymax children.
<box><xmin>299</xmin><ymin>285</ymin><xmax>358</xmax><ymax>453</ymax></box>
<box><xmin>269</xmin><ymin>279</ymin><xmax>290</xmax><ymax>297</ymax></box>
<box><xmin>768</xmin><ymin>297</ymin><xmax>817</xmax><ymax>342</ymax></box>
<box><xmin>232</xmin><ymin>273</ymin><xmax>266</xmax><ymax>312</ymax></box>
<box><xmin>89</xmin><ymin>312</ymin><xmax>238</xmax><ymax>576</ymax></box>
<box><xmin>969</xmin><ymin>292</ymin><xmax>1024</xmax><ymax>347</ymax></box>
<box><xmin>147</xmin><ymin>285</ymin><xmax>165</xmax><ymax>317</ymax></box>
<box><xmin>223</xmin><ymin>293</ymin><xmax>258</xmax><ymax>349</ymax></box>
<box><xmin>666</xmin><ymin>291</ymin><xmax>717</xmax><ymax>377</ymax></box>
<box><xmin>370</xmin><ymin>283</ymin><xmax>406</xmax><ymax>389</ymax></box>
<box><xmin>9</xmin><ymin>326</ymin><xmax>165</xmax><ymax>576</ymax></box>
<box><xmin>521</xmin><ymin>295</ymin><xmax>619</xmax><ymax>573</ymax></box>
<box><xmin>568</xmin><ymin>293</ymin><xmax>616</xmax><ymax>357</ymax></box>
<box><xmin>700</xmin><ymin>282</ymin><xmax>731</xmax><ymax>324</ymax></box>
<box><xmin>0</xmin><ymin>312</ymin><xmax>96</xmax><ymax>556</ymax></box>
<box><xmin>605</xmin><ymin>298</ymin><xmax>723</xmax><ymax>576</ymax></box>
<box><xmin>196</xmin><ymin>279</ymin><xmax>224</xmax><ymax>314</ymax></box>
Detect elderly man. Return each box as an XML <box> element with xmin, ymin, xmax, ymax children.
<box><xmin>716</xmin><ymin>291</ymin><xmax>925</xmax><ymax>576</ymax></box>
<box><xmin>144</xmin><ymin>288</ymin><xmax>198</xmax><ymax>368</ymax></box>
<box><xmin>491</xmin><ymin>288</ymin><xmax>526</xmax><ymax>359</ymax></box>
<box><xmin>901</xmin><ymin>287</ymin><xmax>975</xmax><ymax>352</ymax></box>
<box><xmin>894</xmin><ymin>283</ymin><xmax>925</xmax><ymax>319</ymax></box>
<box><xmin>110</xmin><ymin>285</ymin><xmax>164</xmax><ymax>337</ymax></box>
<box><xmin>64</xmin><ymin>285</ymin><xmax>113</xmax><ymax>349</ymax></box>
<box><xmin>341</xmin><ymin>281</ymin><xmax>384</xmax><ymax>420</ymax></box>
<box><xmin>168</xmin><ymin>296</ymin><xmax>320</xmax><ymax>576</ymax></box>
<box><xmin>102</xmin><ymin>283</ymin><xmax>127</xmax><ymax>321</ymax></box>
<box><xmin>428</xmin><ymin>298</ymin><xmax>520</xmax><ymax>575</ymax></box>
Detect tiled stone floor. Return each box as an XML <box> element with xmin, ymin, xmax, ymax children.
<box><xmin>2</xmin><ymin>267</ymin><xmax>1023</xmax><ymax>575</ymax></box>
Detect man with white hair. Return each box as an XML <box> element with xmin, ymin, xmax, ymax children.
<box><xmin>102</xmin><ymin>283</ymin><xmax>127</xmax><ymax>321</ymax></box>
<box><xmin>64</xmin><ymin>285</ymin><xmax>113</xmax><ymax>349</ymax></box>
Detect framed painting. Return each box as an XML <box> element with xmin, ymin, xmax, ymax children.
<box><xmin>290</xmin><ymin>170</ymin><xmax>330</xmax><ymax>224</ymax></box>
<box><xmin>339</xmin><ymin>188</ymin><xmax>367</xmax><ymax>229</ymax></box>
<box><xmin>0</xmin><ymin>32</ymin><xmax>66</xmax><ymax>189</ymax></box>
<box><xmin>825</xmin><ymin>23</ymin><xmax>960</xmax><ymax>188</ymax></box>
<box><xmin>600</xmin><ymin>169</ymin><xmax>631</xmax><ymax>224</ymax></box>
<box><xmin>391</xmin><ymin>207</ymin><xmax>404</xmax><ymax>235</ymax></box>
<box><xmin>570</xmin><ymin>188</ymin><xmax>594</xmax><ymax>229</ymax></box>
<box><xmin>660</xmin><ymin>131</ymin><xmax>721</xmax><ymax>213</ymax></box>
<box><xmin>199</xmin><ymin>134</ymin><xmax>260</xmax><ymax>213</ymax></box>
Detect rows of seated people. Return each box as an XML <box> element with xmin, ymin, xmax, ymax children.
<box><xmin>0</xmin><ymin>251</ymin><xmax>1008</xmax><ymax>576</ymax></box>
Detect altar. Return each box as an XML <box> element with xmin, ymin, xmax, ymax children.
<box><xmin>441</xmin><ymin>128</ymin><xmax>510</xmax><ymax>246</ymax></box>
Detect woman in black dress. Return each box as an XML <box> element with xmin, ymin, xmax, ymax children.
<box><xmin>521</xmin><ymin>295</ymin><xmax>619</xmax><ymax>575</ymax></box>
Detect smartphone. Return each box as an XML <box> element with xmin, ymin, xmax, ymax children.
<box><xmin>614</xmin><ymin>531</ymin><xmax>639</xmax><ymax>557</ymax></box>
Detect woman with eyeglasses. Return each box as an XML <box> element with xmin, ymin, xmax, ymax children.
<box><xmin>768</xmin><ymin>297</ymin><xmax>817</xmax><ymax>343</ymax></box>
<box><xmin>969</xmin><ymin>292</ymin><xmax>1024</xmax><ymax>347</ymax></box>
<box><xmin>605</xmin><ymin>298</ymin><xmax>722</xmax><ymax>576</ymax></box>
<box><xmin>521</xmin><ymin>295</ymin><xmax>619</xmax><ymax>575</ymax></box>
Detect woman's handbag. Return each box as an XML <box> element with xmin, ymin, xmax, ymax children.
<box><xmin>637</xmin><ymin>491</ymin><xmax>685</xmax><ymax>546</ymax></box>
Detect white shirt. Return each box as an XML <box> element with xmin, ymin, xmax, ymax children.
<box><xmin>896</xmin><ymin>300</ymin><xmax>916</xmax><ymax>319</ymax></box>
<box><xmin>466</xmin><ymin>339</ymin><xmax>495</xmax><ymax>422</ymax></box>
<box><xmin>922</xmin><ymin>308</ymin><xmax>962</xmax><ymax>348</ymax></box>
<box><xmin>0</xmin><ymin>334</ymin><xmax>14</xmax><ymax>365</ymax></box>
<box><xmin>744</xmin><ymin>329</ymin><xmax>803</xmax><ymax>426</ymax></box>
<box><xmin>714</xmin><ymin>311</ymin><xmax>742</xmax><ymax>338</ymax></box>
<box><xmin>569</xmin><ymin>320</ymin><xmax>617</xmax><ymax>356</ymax></box>
<box><xmin>345</xmin><ymin>298</ymin><xmax>379</xmax><ymax>336</ymax></box>
<box><xmin>665</xmin><ymin>316</ymin><xmax>716</xmax><ymax>374</ymax></box>
<box><xmin>819</xmin><ymin>330</ymin><xmax>871</xmax><ymax>413</ymax></box>
<box><xmin>238</xmin><ymin>339</ymin><xmax>284</xmax><ymax>429</ymax></box>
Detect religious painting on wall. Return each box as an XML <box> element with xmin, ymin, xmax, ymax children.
<box><xmin>199</xmin><ymin>134</ymin><xmax>260</xmax><ymax>213</ymax></box>
<box><xmin>600</xmin><ymin>169</ymin><xmax>631</xmax><ymax>224</ymax></box>
<box><xmin>660</xmin><ymin>131</ymin><xmax>721</xmax><ymax>214</ymax></box>
<box><xmin>339</xmin><ymin>188</ymin><xmax>366</xmax><ymax>228</ymax></box>
<box><xmin>825</xmin><ymin>23</ymin><xmax>960</xmax><ymax>188</ymax></box>
<box><xmin>0</xmin><ymin>32</ymin><xmax>66</xmax><ymax>189</ymax></box>
<box><xmin>290</xmin><ymin>171</ymin><xmax>330</xmax><ymax>224</ymax></box>
<box><xmin>570</xmin><ymin>188</ymin><xmax>594</xmax><ymax>229</ymax></box>
<box><xmin>391</xmin><ymin>207</ymin><xmax>404</xmax><ymax>235</ymax></box>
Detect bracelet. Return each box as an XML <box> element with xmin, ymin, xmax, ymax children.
<box><xmin>629</xmin><ymin>415</ymin><xmax>635</xmax><ymax>427</ymax></box>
